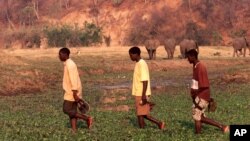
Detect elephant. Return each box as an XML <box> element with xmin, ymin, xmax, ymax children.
<box><xmin>163</xmin><ymin>38</ymin><xmax>176</xmax><ymax>59</ymax></box>
<box><xmin>179</xmin><ymin>39</ymin><xmax>199</xmax><ymax>58</ymax></box>
<box><xmin>145</xmin><ymin>39</ymin><xmax>160</xmax><ymax>60</ymax></box>
<box><xmin>232</xmin><ymin>37</ymin><xmax>249</xmax><ymax>57</ymax></box>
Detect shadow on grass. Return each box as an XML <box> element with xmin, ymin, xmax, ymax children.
<box><xmin>65</xmin><ymin>120</ymin><xmax>88</xmax><ymax>129</ymax></box>
<box><xmin>129</xmin><ymin>116</ymin><xmax>165</xmax><ymax>129</ymax></box>
<box><xmin>176</xmin><ymin>119</ymin><xmax>219</xmax><ymax>133</ymax></box>
<box><xmin>176</xmin><ymin>120</ymin><xmax>193</xmax><ymax>130</ymax></box>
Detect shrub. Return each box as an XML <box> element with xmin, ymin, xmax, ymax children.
<box><xmin>112</xmin><ymin>0</ymin><xmax>124</xmax><ymax>6</ymax></box>
<box><xmin>230</xmin><ymin>29</ymin><xmax>247</xmax><ymax>38</ymax></box>
<box><xmin>103</xmin><ymin>35</ymin><xmax>111</xmax><ymax>47</ymax></box>
<box><xmin>80</xmin><ymin>22</ymin><xmax>102</xmax><ymax>46</ymax></box>
<box><xmin>2</xmin><ymin>28</ymin><xmax>41</xmax><ymax>48</ymax></box>
<box><xmin>43</xmin><ymin>25</ymin><xmax>72</xmax><ymax>47</ymax></box>
<box><xmin>43</xmin><ymin>22</ymin><xmax>102</xmax><ymax>47</ymax></box>
<box><xmin>212</xmin><ymin>31</ymin><xmax>223</xmax><ymax>45</ymax></box>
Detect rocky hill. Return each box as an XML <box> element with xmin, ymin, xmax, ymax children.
<box><xmin>0</xmin><ymin>0</ymin><xmax>250</xmax><ymax>46</ymax></box>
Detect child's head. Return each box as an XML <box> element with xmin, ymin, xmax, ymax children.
<box><xmin>186</xmin><ymin>49</ymin><xmax>198</xmax><ymax>64</ymax></box>
<box><xmin>59</xmin><ymin>47</ymin><xmax>70</xmax><ymax>61</ymax></box>
<box><xmin>129</xmin><ymin>46</ymin><xmax>141</xmax><ymax>61</ymax></box>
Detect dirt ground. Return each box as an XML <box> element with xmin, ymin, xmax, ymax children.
<box><xmin>0</xmin><ymin>45</ymin><xmax>236</xmax><ymax>58</ymax></box>
<box><xmin>1</xmin><ymin>46</ymin><xmax>250</xmax><ymax>111</ymax></box>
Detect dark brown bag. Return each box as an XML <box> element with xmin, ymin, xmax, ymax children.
<box><xmin>208</xmin><ymin>98</ymin><xmax>217</xmax><ymax>112</ymax></box>
<box><xmin>77</xmin><ymin>99</ymin><xmax>90</xmax><ymax>114</ymax></box>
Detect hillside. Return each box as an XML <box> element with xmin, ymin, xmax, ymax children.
<box><xmin>0</xmin><ymin>0</ymin><xmax>250</xmax><ymax>47</ymax></box>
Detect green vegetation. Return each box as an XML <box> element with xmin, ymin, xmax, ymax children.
<box><xmin>1</xmin><ymin>22</ymin><xmax>102</xmax><ymax>48</ymax></box>
<box><xmin>230</xmin><ymin>29</ymin><xmax>247</xmax><ymax>38</ymax></box>
<box><xmin>0</xmin><ymin>50</ymin><xmax>249</xmax><ymax>140</ymax></box>
<box><xmin>43</xmin><ymin>22</ymin><xmax>103</xmax><ymax>47</ymax></box>
<box><xmin>212</xmin><ymin>31</ymin><xmax>223</xmax><ymax>45</ymax></box>
<box><xmin>112</xmin><ymin>0</ymin><xmax>124</xmax><ymax>6</ymax></box>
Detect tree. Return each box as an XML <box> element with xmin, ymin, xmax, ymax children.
<box><xmin>64</xmin><ymin>0</ymin><xmax>70</xmax><ymax>9</ymax></box>
<box><xmin>89</xmin><ymin>1</ymin><xmax>100</xmax><ymax>26</ymax></box>
<box><xmin>20</xmin><ymin>4</ymin><xmax>36</xmax><ymax>26</ymax></box>
<box><xmin>32</xmin><ymin>0</ymin><xmax>39</xmax><ymax>20</ymax></box>
<box><xmin>4</xmin><ymin>0</ymin><xmax>16</xmax><ymax>29</ymax></box>
<box><xmin>212</xmin><ymin>31</ymin><xmax>223</xmax><ymax>45</ymax></box>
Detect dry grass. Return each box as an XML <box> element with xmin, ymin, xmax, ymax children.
<box><xmin>0</xmin><ymin>45</ymin><xmax>234</xmax><ymax>57</ymax></box>
<box><xmin>0</xmin><ymin>45</ymin><xmax>249</xmax><ymax>96</ymax></box>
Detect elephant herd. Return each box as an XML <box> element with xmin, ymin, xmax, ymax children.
<box><xmin>144</xmin><ymin>37</ymin><xmax>250</xmax><ymax>60</ymax></box>
<box><xmin>145</xmin><ymin>38</ymin><xmax>199</xmax><ymax>60</ymax></box>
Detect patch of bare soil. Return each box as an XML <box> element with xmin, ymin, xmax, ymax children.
<box><xmin>88</xmin><ymin>69</ymin><xmax>105</xmax><ymax>75</ymax></box>
<box><xmin>219</xmin><ymin>72</ymin><xmax>250</xmax><ymax>84</ymax></box>
<box><xmin>103</xmin><ymin>97</ymin><xmax>117</xmax><ymax>104</ymax></box>
<box><xmin>148</xmin><ymin>60</ymin><xmax>189</xmax><ymax>71</ymax></box>
<box><xmin>0</xmin><ymin>53</ymin><xmax>27</xmax><ymax>66</ymax></box>
<box><xmin>112</xmin><ymin>64</ymin><xmax>134</xmax><ymax>72</ymax></box>
<box><xmin>100</xmin><ymin>105</ymin><xmax>130</xmax><ymax>112</ymax></box>
<box><xmin>103</xmin><ymin>85</ymin><xmax>130</xmax><ymax>95</ymax></box>
<box><xmin>100</xmin><ymin>85</ymin><xmax>129</xmax><ymax>111</ymax></box>
<box><xmin>103</xmin><ymin>96</ymin><xmax>127</xmax><ymax>104</ymax></box>
<box><xmin>0</xmin><ymin>69</ymin><xmax>58</xmax><ymax>96</ymax></box>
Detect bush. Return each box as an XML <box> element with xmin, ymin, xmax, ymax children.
<box><xmin>185</xmin><ymin>22</ymin><xmax>213</xmax><ymax>45</ymax></box>
<box><xmin>43</xmin><ymin>25</ymin><xmax>72</xmax><ymax>47</ymax></box>
<box><xmin>80</xmin><ymin>22</ymin><xmax>102</xmax><ymax>46</ymax></box>
<box><xmin>112</xmin><ymin>0</ymin><xmax>124</xmax><ymax>6</ymax></box>
<box><xmin>230</xmin><ymin>29</ymin><xmax>247</xmax><ymax>38</ymax></box>
<box><xmin>212</xmin><ymin>31</ymin><xmax>223</xmax><ymax>45</ymax></box>
<box><xmin>2</xmin><ymin>28</ymin><xmax>41</xmax><ymax>48</ymax></box>
<box><xmin>43</xmin><ymin>22</ymin><xmax>102</xmax><ymax>47</ymax></box>
<box><xmin>103</xmin><ymin>35</ymin><xmax>111</xmax><ymax>47</ymax></box>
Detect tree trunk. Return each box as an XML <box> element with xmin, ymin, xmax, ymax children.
<box><xmin>32</xmin><ymin>0</ymin><xmax>39</xmax><ymax>20</ymax></box>
<box><xmin>188</xmin><ymin>0</ymin><xmax>193</xmax><ymax>21</ymax></box>
<box><xmin>5</xmin><ymin>0</ymin><xmax>15</xmax><ymax>30</ymax></box>
<box><xmin>64</xmin><ymin>0</ymin><xmax>70</xmax><ymax>9</ymax></box>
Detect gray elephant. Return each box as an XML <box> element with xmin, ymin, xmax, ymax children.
<box><xmin>232</xmin><ymin>37</ymin><xmax>249</xmax><ymax>57</ymax></box>
<box><xmin>163</xmin><ymin>38</ymin><xmax>176</xmax><ymax>59</ymax></box>
<box><xmin>145</xmin><ymin>39</ymin><xmax>160</xmax><ymax>60</ymax></box>
<box><xmin>179</xmin><ymin>39</ymin><xmax>199</xmax><ymax>58</ymax></box>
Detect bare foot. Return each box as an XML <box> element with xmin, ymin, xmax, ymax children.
<box><xmin>158</xmin><ymin>122</ymin><xmax>165</xmax><ymax>130</ymax></box>
<box><xmin>87</xmin><ymin>117</ymin><xmax>93</xmax><ymax>129</ymax></box>
<box><xmin>222</xmin><ymin>125</ymin><xmax>229</xmax><ymax>133</ymax></box>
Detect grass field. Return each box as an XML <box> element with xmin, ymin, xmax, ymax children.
<box><xmin>0</xmin><ymin>46</ymin><xmax>250</xmax><ymax>141</ymax></box>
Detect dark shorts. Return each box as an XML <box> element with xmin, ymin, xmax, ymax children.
<box><xmin>63</xmin><ymin>100</ymin><xmax>77</xmax><ymax>118</ymax></box>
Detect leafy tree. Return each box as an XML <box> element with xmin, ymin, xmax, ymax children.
<box><xmin>230</xmin><ymin>29</ymin><xmax>247</xmax><ymax>38</ymax></box>
<box><xmin>43</xmin><ymin>22</ymin><xmax>102</xmax><ymax>47</ymax></box>
<box><xmin>43</xmin><ymin>25</ymin><xmax>72</xmax><ymax>47</ymax></box>
<box><xmin>212</xmin><ymin>31</ymin><xmax>223</xmax><ymax>45</ymax></box>
<box><xmin>19</xmin><ymin>5</ymin><xmax>36</xmax><ymax>26</ymax></box>
<box><xmin>112</xmin><ymin>0</ymin><xmax>124</xmax><ymax>7</ymax></box>
<box><xmin>80</xmin><ymin>22</ymin><xmax>103</xmax><ymax>46</ymax></box>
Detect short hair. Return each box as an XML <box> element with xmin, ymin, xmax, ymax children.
<box><xmin>129</xmin><ymin>46</ymin><xmax>141</xmax><ymax>55</ymax></box>
<box><xmin>186</xmin><ymin>49</ymin><xmax>198</xmax><ymax>59</ymax></box>
<box><xmin>59</xmin><ymin>47</ymin><xmax>70</xmax><ymax>56</ymax></box>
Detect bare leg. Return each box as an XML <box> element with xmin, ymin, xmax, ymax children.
<box><xmin>75</xmin><ymin>113</ymin><xmax>89</xmax><ymax>121</ymax></box>
<box><xmin>138</xmin><ymin>116</ymin><xmax>145</xmax><ymax>128</ymax></box>
<box><xmin>200</xmin><ymin>114</ymin><xmax>229</xmax><ymax>132</ymax></box>
<box><xmin>75</xmin><ymin>113</ymin><xmax>93</xmax><ymax>129</ymax></box>
<box><xmin>201</xmin><ymin>115</ymin><xmax>224</xmax><ymax>129</ymax></box>
<box><xmin>70</xmin><ymin>118</ymin><xmax>77</xmax><ymax>133</ymax></box>
<box><xmin>243</xmin><ymin>47</ymin><xmax>246</xmax><ymax>57</ymax></box>
<box><xmin>153</xmin><ymin>50</ymin><xmax>156</xmax><ymax>59</ymax></box>
<box><xmin>144</xmin><ymin>115</ymin><xmax>165</xmax><ymax>129</ymax></box>
<box><xmin>195</xmin><ymin>120</ymin><xmax>202</xmax><ymax>134</ymax></box>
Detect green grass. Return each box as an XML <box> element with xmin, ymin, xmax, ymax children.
<box><xmin>0</xmin><ymin>53</ymin><xmax>250</xmax><ymax>141</ymax></box>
